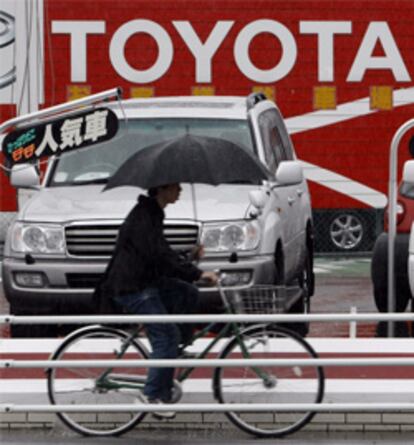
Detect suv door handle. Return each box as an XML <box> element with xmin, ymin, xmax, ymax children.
<box><xmin>288</xmin><ymin>196</ymin><xmax>295</xmax><ymax>205</ymax></box>
<box><xmin>296</xmin><ymin>189</ymin><xmax>303</xmax><ymax>197</ymax></box>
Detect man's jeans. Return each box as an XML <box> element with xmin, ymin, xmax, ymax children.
<box><xmin>114</xmin><ymin>278</ymin><xmax>199</xmax><ymax>401</ymax></box>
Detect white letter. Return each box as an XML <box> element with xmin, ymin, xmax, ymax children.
<box><xmin>52</xmin><ymin>21</ymin><xmax>105</xmax><ymax>82</ymax></box>
<box><xmin>347</xmin><ymin>22</ymin><xmax>410</xmax><ymax>82</ymax></box>
<box><xmin>110</xmin><ymin>20</ymin><xmax>173</xmax><ymax>83</ymax></box>
<box><xmin>300</xmin><ymin>21</ymin><xmax>352</xmax><ymax>82</ymax></box>
<box><xmin>234</xmin><ymin>20</ymin><xmax>297</xmax><ymax>82</ymax></box>
<box><xmin>173</xmin><ymin>21</ymin><xmax>234</xmax><ymax>83</ymax></box>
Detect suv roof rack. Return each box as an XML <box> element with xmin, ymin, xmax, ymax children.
<box><xmin>246</xmin><ymin>92</ymin><xmax>267</xmax><ymax>110</ymax></box>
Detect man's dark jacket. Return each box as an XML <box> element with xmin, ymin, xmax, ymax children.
<box><xmin>93</xmin><ymin>195</ymin><xmax>202</xmax><ymax>313</ymax></box>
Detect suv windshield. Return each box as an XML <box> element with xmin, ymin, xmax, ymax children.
<box><xmin>48</xmin><ymin>118</ymin><xmax>254</xmax><ymax>186</ymax></box>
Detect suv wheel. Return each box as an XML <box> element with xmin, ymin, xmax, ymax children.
<box><xmin>329</xmin><ymin>212</ymin><xmax>365</xmax><ymax>251</ymax></box>
<box><xmin>273</xmin><ymin>245</ymin><xmax>285</xmax><ymax>285</ymax></box>
<box><xmin>299</xmin><ymin>242</ymin><xmax>315</xmax><ymax>298</ymax></box>
<box><xmin>9</xmin><ymin>304</ymin><xmax>59</xmax><ymax>338</ymax></box>
<box><xmin>371</xmin><ymin>232</ymin><xmax>411</xmax><ymax>313</ymax></box>
<box><xmin>287</xmin><ymin>295</ymin><xmax>310</xmax><ymax>336</ymax></box>
<box><xmin>275</xmin><ymin>246</ymin><xmax>309</xmax><ymax>337</ymax></box>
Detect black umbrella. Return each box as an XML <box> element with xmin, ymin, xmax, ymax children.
<box><xmin>104</xmin><ymin>134</ymin><xmax>270</xmax><ymax>189</ymax></box>
<box><xmin>104</xmin><ymin>134</ymin><xmax>271</xmax><ymax>219</ymax></box>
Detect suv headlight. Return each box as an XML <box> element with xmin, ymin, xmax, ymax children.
<box><xmin>201</xmin><ymin>221</ymin><xmax>260</xmax><ymax>252</ymax></box>
<box><xmin>11</xmin><ymin>223</ymin><xmax>65</xmax><ymax>254</ymax></box>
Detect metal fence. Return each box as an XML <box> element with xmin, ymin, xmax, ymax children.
<box><xmin>2</xmin><ymin>312</ymin><xmax>414</xmax><ymax>416</ymax></box>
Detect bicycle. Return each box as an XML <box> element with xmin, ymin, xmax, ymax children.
<box><xmin>46</xmin><ymin>283</ymin><xmax>325</xmax><ymax>438</ymax></box>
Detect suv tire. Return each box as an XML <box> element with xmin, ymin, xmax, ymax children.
<box><xmin>371</xmin><ymin>232</ymin><xmax>411</xmax><ymax>313</ymax></box>
<box><xmin>276</xmin><ymin>246</ymin><xmax>310</xmax><ymax>337</ymax></box>
<box><xmin>10</xmin><ymin>304</ymin><xmax>59</xmax><ymax>338</ymax></box>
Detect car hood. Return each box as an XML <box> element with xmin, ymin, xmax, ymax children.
<box><xmin>20</xmin><ymin>184</ymin><xmax>259</xmax><ymax>223</ymax></box>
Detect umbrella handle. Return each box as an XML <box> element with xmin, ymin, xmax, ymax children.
<box><xmin>191</xmin><ymin>183</ymin><xmax>198</xmax><ymax>222</ymax></box>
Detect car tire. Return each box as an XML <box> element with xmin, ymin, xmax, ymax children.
<box><xmin>328</xmin><ymin>211</ymin><xmax>366</xmax><ymax>252</ymax></box>
<box><xmin>287</xmin><ymin>248</ymin><xmax>311</xmax><ymax>338</ymax></box>
<box><xmin>371</xmin><ymin>232</ymin><xmax>411</xmax><ymax>313</ymax></box>
<box><xmin>375</xmin><ymin>321</ymin><xmax>410</xmax><ymax>337</ymax></box>
<box><xmin>9</xmin><ymin>304</ymin><xmax>59</xmax><ymax>338</ymax></box>
<box><xmin>275</xmin><ymin>245</ymin><xmax>309</xmax><ymax>337</ymax></box>
<box><xmin>300</xmin><ymin>232</ymin><xmax>315</xmax><ymax>298</ymax></box>
<box><xmin>286</xmin><ymin>294</ymin><xmax>310</xmax><ymax>338</ymax></box>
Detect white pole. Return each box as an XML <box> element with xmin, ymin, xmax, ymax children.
<box><xmin>349</xmin><ymin>306</ymin><xmax>357</xmax><ymax>338</ymax></box>
<box><xmin>4</xmin><ymin>357</ymin><xmax>414</xmax><ymax>368</ymax></box>
<box><xmin>191</xmin><ymin>183</ymin><xmax>198</xmax><ymax>221</ymax></box>
<box><xmin>5</xmin><ymin>402</ymin><xmax>414</xmax><ymax>413</ymax></box>
<box><xmin>4</xmin><ymin>312</ymin><xmax>414</xmax><ymax>324</ymax></box>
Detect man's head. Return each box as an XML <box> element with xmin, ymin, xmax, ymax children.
<box><xmin>148</xmin><ymin>183</ymin><xmax>182</xmax><ymax>208</ymax></box>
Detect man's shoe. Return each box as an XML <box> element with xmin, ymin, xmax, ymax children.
<box><xmin>148</xmin><ymin>398</ymin><xmax>176</xmax><ymax>420</ymax></box>
<box><xmin>178</xmin><ymin>346</ymin><xmax>197</xmax><ymax>359</ymax></box>
<box><xmin>134</xmin><ymin>393</ymin><xmax>176</xmax><ymax>420</ymax></box>
<box><xmin>179</xmin><ymin>349</ymin><xmax>197</xmax><ymax>359</ymax></box>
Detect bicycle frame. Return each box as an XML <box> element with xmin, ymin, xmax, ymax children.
<box><xmin>94</xmin><ymin>317</ymin><xmax>267</xmax><ymax>393</ymax></box>
<box><xmin>93</xmin><ymin>280</ymin><xmax>279</xmax><ymax>392</ymax></box>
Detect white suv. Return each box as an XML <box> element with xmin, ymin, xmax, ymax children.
<box><xmin>3</xmin><ymin>93</ymin><xmax>314</xmax><ymax>337</ymax></box>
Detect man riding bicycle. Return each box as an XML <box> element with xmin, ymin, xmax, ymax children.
<box><xmin>93</xmin><ymin>183</ymin><xmax>218</xmax><ymax>418</ymax></box>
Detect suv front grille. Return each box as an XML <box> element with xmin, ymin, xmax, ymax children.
<box><xmin>65</xmin><ymin>223</ymin><xmax>199</xmax><ymax>257</ymax></box>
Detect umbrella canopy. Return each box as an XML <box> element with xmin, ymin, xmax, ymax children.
<box><xmin>103</xmin><ymin>134</ymin><xmax>271</xmax><ymax>191</ymax></box>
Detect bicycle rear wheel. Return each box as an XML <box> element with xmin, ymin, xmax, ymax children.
<box><xmin>47</xmin><ymin>325</ymin><xmax>149</xmax><ymax>436</ymax></box>
<box><xmin>213</xmin><ymin>325</ymin><xmax>324</xmax><ymax>437</ymax></box>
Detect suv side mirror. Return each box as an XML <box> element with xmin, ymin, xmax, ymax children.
<box><xmin>10</xmin><ymin>163</ymin><xmax>40</xmax><ymax>189</ymax></box>
<box><xmin>275</xmin><ymin>160</ymin><xmax>303</xmax><ymax>186</ymax></box>
<box><xmin>248</xmin><ymin>189</ymin><xmax>268</xmax><ymax>218</ymax></box>
<box><xmin>249</xmin><ymin>189</ymin><xmax>267</xmax><ymax>209</ymax></box>
<box><xmin>403</xmin><ymin>160</ymin><xmax>414</xmax><ymax>184</ymax></box>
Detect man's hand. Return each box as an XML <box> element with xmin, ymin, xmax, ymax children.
<box><xmin>191</xmin><ymin>244</ymin><xmax>205</xmax><ymax>261</ymax></box>
<box><xmin>200</xmin><ymin>271</ymin><xmax>219</xmax><ymax>286</ymax></box>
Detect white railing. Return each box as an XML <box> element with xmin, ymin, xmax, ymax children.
<box><xmin>1</xmin><ymin>312</ymin><xmax>414</xmax><ymax>414</ymax></box>
<box><xmin>4</xmin><ymin>403</ymin><xmax>414</xmax><ymax>414</ymax></box>
<box><xmin>2</xmin><ymin>312</ymin><xmax>414</xmax><ymax>324</ymax></box>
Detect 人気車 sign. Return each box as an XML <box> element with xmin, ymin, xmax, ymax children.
<box><xmin>2</xmin><ymin>107</ymin><xmax>119</xmax><ymax>165</ymax></box>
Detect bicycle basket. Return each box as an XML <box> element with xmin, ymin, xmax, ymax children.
<box><xmin>225</xmin><ymin>285</ymin><xmax>291</xmax><ymax>314</ymax></box>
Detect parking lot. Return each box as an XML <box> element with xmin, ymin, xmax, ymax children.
<box><xmin>310</xmin><ymin>257</ymin><xmax>377</xmax><ymax>337</ymax></box>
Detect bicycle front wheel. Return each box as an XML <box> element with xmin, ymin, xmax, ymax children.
<box><xmin>213</xmin><ymin>325</ymin><xmax>324</xmax><ymax>438</ymax></box>
<box><xmin>47</xmin><ymin>325</ymin><xmax>149</xmax><ymax>436</ymax></box>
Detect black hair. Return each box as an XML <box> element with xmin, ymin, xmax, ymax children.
<box><xmin>148</xmin><ymin>187</ymin><xmax>158</xmax><ymax>197</ymax></box>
